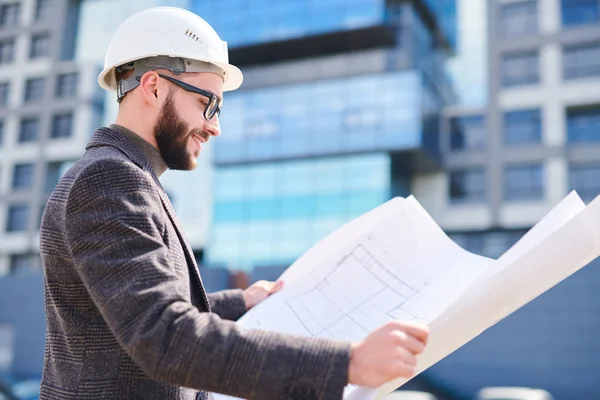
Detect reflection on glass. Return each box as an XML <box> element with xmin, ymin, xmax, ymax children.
<box><xmin>192</xmin><ymin>0</ymin><xmax>386</xmax><ymax>47</ymax></box>
<box><xmin>206</xmin><ymin>154</ymin><xmax>392</xmax><ymax>270</ymax></box>
<box><xmin>216</xmin><ymin>71</ymin><xmax>425</xmax><ymax>163</ymax></box>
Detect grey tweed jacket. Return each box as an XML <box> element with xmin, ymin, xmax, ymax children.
<box><xmin>39</xmin><ymin>127</ymin><xmax>351</xmax><ymax>400</ymax></box>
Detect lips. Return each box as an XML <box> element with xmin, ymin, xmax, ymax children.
<box><xmin>190</xmin><ymin>134</ymin><xmax>204</xmax><ymax>152</ymax></box>
<box><xmin>192</xmin><ymin>133</ymin><xmax>207</xmax><ymax>143</ymax></box>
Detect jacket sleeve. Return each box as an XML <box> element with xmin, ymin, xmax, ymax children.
<box><xmin>207</xmin><ymin>290</ymin><xmax>247</xmax><ymax>321</ymax></box>
<box><xmin>65</xmin><ymin>158</ymin><xmax>351</xmax><ymax>400</ymax></box>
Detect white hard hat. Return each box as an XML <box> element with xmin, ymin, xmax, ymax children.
<box><xmin>97</xmin><ymin>6</ymin><xmax>243</xmax><ymax>96</ymax></box>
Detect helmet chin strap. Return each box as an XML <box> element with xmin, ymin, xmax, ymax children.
<box><xmin>115</xmin><ymin>56</ymin><xmax>225</xmax><ymax>102</ymax></box>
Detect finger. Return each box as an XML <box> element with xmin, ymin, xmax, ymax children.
<box><xmin>269</xmin><ymin>280</ymin><xmax>284</xmax><ymax>294</ymax></box>
<box><xmin>394</xmin><ymin>360</ymin><xmax>416</xmax><ymax>379</ymax></box>
<box><xmin>392</xmin><ymin>321</ymin><xmax>429</xmax><ymax>343</ymax></box>
<box><xmin>402</xmin><ymin>350</ymin><xmax>418</xmax><ymax>367</ymax></box>
<box><xmin>401</xmin><ymin>334</ymin><xmax>426</xmax><ymax>355</ymax></box>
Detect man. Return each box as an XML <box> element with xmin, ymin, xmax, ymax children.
<box><xmin>39</xmin><ymin>6</ymin><xmax>429</xmax><ymax>400</ymax></box>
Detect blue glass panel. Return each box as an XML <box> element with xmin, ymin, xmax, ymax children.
<box><xmin>561</xmin><ymin>0</ymin><xmax>599</xmax><ymax>26</ymax></box>
<box><xmin>191</xmin><ymin>0</ymin><xmax>385</xmax><ymax>47</ymax></box>
<box><xmin>213</xmin><ymin>201</ymin><xmax>244</xmax><ymax>222</ymax></box>
<box><xmin>208</xmin><ymin>153</ymin><xmax>394</xmax><ymax>269</ymax></box>
<box><xmin>567</xmin><ymin>106</ymin><xmax>600</xmax><ymax>143</ymax></box>
<box><xmin>500</xmin><ymin>1</ymin><xmax>538</xmax><ymax>38</ymax></box>
<box><xmin>563</xmin><ymin>41</ymin><xmax>600</xmax><ymax>79</ymax></box>
<box><xmin>450</xmin><ymin>115</ymin><xmax>486</xmax><ymax>151</ymax></box>
<box><xmin>449</xmin><ymin>169</ymin><xmax>487</xmax><ymax>203</ymax></box>
<box><xmin>504</xmin><ymin>164</ymin><xmax>544</xmax><ymax>201</ymax></box>
<box><xmin>423</xmin><ymin>0</ymin><xmax>457</xmax><ymax>49</ymax></box>
<box><xmin>213</xmin><ymin>190</ymin><xmax>389</xmax><ymax>223</ymax></box>
<box><xmin>502</xmin><ymin>51</ymin><xmax>539</xmax><ymax>87</ymax></box>
<box><xmin>215</xmin><ymin>71</ymin><xmax>423</xmax><ymax>163</ymax></box>
<box><xmin>569</xmin><ymin>163</ymin><xmax>600</xmax><ymax>202</ymax></box>
<box><xmin>504</xmin><ymin>109</ymin><xmax>542</xmax><ymax>145</ymax></box>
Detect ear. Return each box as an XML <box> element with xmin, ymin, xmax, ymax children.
<box><xmin>138</xmin><ymin>71</ymin><xmax>162</xmax><ymax>107</ymax></box>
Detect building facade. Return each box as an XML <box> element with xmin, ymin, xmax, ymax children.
<box><xmin>195</xmin><ymin>0</ymin><xmax>458</xmax><ymax>273</ymax></box>
<box><xmin>439</xmin><ymin>0</ymin><xmax>600</xmax><ymax>258</ymax></box>
<box><xmin>0</xmin><ymin>0</ymin><xmax>104</xmax><ymax>276</ymax></box>
<box><xmin>425</xmin><ymin>1</ymin><xmax>600</xmax><ymax>399</ymax></box>
<box><xmin>1</xmin><ymin>1</ymin><xmax>599</xmax><ymax>398</ymax></box>
<box><xmin>197</xmin><ymin>0</ymin><xmax>600</xmax><ymax>399</ymax></box>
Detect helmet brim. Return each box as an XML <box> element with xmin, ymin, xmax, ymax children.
<box><xmin>98</xmin><ymin>58</ymin><xmax>243</xmax><ymax>93</ymax></box>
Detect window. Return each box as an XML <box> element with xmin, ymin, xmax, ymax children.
<box><xmin>45</xmin><ymin>160</ymin><xmax>73</xmax><ymax>193</ymax></box>
<box><xmin>50</xmin><ymin>113</ymin><xmax>73</xmax><ymax>139</ymax></box>
<box><xmin>449</xmin><ymin>168</ymin><xmax>487</xmax><ymax>203</ymax></box>
<box><xmin>0</xmin><ymin>121</ymin><xmax>4</xmax><ymax>146</ymax></box>
<box><xmin>0</xmin><ymin>3</ymin><xmax>20</xmax><ymax>27</ymax></box>
<box><xmin>561</xmin><ymin>0</ymin><xmax>599</xmax><ymax>26</ymax></box>
<box><xmin>500</xmin><ymin>1</ymin><xmax>538</xmax><ymax>37</ymax></box>
<box><xmin>35</xmin><ymin>0</ymin><xmax>53</xmax><ymax>21</ymax></box>
<box><xmin>502</xmin><ymin>51</ymin><xmax>539</xmax><ymax>87</ymax></box>
<box><xmin>504</xmin><ymin>109</ymin><xmax>541</xmax><ymax>145</ymax></box>
<box><xmin>0</xmin><ymin>82</ymin><xmax>10</xmax><ymax>105</ymax></box>
<box><xmin>9</xmin><ymin>254</ymin><xmax>36</xmax><ymax>274</ymax></box>
<box><xmin>450</xmin><ymin>230</ymin><xmax>526</xmax><ymax>258</ymax></box>
<box><xmin>563</xmin><ymin>41</ymin><xmax>600</xmax><ymax>79</ymax></box>
<box><xmin>566</xmin><ymin>105</ymin><xmax>600</xmax><ymax>143</ymax></box>
<box><xmin>450</xmin><ymin>233</ymin><xmax>485</xmax><ymax>255</ymax></box>
<box><xmin>569</xmin><ymin>163</ymin><xmax>600</xmax><ymax>202</ymax></box>
<box><xmin>24</xmin><ymin>78</ymin><xmax>45</xmax><ymax>102</ymax></box>
<box><xmin>12</xmin><ymin>163</ymin><xmax>35</xmax><ymax>189</ymax></box>
<box><xmin>19</xmin><ymin>117</ymin><xmax>39</xmax><ymax>143</ymax></box>
<box><xmin>38</xmin><ymin>203</ymin><xmax>46</xmax><ymax>228</ymax></box>
<box><xmin>449</xmin><ymin>115</ymin><xmax>486</xmax><ymax>151</ymax></box>
<box><xmin>56</xmin><ymin>72</ymin><xmax>78</xmax><ymax>98</ymax></box>
<box><xmin>504</xmin><ymin>164</ymin><xmax>544</xmax><ymax>201</ymax></box>
<box><xmin>30</xmin><ymin>34</ymin><xmax>51</xmax><ymax>59</ymax></box>
<box><xmin>215</xmin><ymin>72</ymin><xmax>425</xmax><ymax>164</ymax></box>
<box><xmin>0</xmin><ymin>38</ymin><xmax>15</xmax><ymax>64</ymax></box>
<box><xmin>6</xmin><ymin>204</ymin><xmax>29</xmax><ymax>232</ymax></box>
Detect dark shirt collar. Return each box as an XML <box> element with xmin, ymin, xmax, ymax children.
<box><xmin>109</xmin><ymin>124</ymin><xmax>168</xmax><ymax>177</ymax></box>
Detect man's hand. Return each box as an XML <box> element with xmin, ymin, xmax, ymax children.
<box><xmin>243</xmin><ymin>279</ymin><xmax>284</xmax><ymax>310</ymax></box>
<box><xmin>348</xmin><ymin>321</ymin><xmax>429</xmax><ymax>387</ymax></box>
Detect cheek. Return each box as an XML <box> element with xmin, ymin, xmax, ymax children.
<box><xmin>173</xmin><ymin>95</ymin><xmax>199</xmax><ymax>124</ymax></box>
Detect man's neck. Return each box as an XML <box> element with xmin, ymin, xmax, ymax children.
<box><xmin>113</xmin><ymin>115</ymin><xmax>159</xmax><ymax>150</ymax></box>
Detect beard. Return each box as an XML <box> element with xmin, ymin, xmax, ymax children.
<box><xmin>153</xmin><ymin>92</ymin><xmax>203</xmax><ymax>171</ymax></box>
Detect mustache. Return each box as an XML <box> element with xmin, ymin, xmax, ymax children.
<box><xmin>190</xmin><ymin>129</ymin><xmax>210</xmax><ymax>141</ymax></box>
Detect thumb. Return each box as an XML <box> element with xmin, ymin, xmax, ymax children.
<box><xmin>269</xmin><ymin>279</ymin><xmax>284</xmax><ymax>294</ymax></box>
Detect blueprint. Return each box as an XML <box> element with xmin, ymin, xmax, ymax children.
<box><xmin>213</xmin><ymin>197</ymin><xmax>495</xmax><ymax>400</ymax></box>
<box><xmin>213</xmin><ymin>192</ymin><xmax>600</xmax><ymax>400</ymax></box>
<box><xmin>239</xmin><ymin>197</ymin><xmax>493</xmax><ymax>341</ymax></box>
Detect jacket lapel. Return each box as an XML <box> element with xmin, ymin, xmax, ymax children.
<box><xmin>86</xmin><ymin>128</ymin><xmax>211</xmax><ymax>311</ymax></box>
<box><xmin>150</xmin><ymin>174</ymin><xmax>211</xmax><ymax>311</ymax></box>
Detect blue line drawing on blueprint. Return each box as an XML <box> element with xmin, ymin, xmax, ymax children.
<box><xmin>285</xmin><ymin>242</ymin><xmax>430</xmax><ymax>342</ymax></box>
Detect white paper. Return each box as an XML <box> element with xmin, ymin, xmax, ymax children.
<box><xmin>215</xmin><ymin>197</ymin><xmax>494</xmax><ymax>400</ymax></box>
<box><xmin>474</xmin><ymin>190</ymin><xmax>586</xmax><ymax>286</ymax></box>
<box><xmin>365</xmin><ymin>194</ymin><xmax>600</xmax><ymax>399</ymax></box>
<box><xmin>213</xmin><ymin>192</ymin><xmax>600</xmax><ymax>400</ymax></box>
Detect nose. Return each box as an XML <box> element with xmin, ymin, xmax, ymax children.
<box><xmin>204</xmin><ymin>117</ymin><xmax>221</xmax><ymax>137</ymax></box>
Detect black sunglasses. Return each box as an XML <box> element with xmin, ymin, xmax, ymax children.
<box><xmin>138</xmin><ymin>74</ymin><xmax>222</xmax><ymax>121</ymax></box>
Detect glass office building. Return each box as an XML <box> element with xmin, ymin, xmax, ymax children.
<box><xmin>196</xmin><ymin>0</ymin><xmax>456</xmax><ymax>271</ymax></box>
<box><xmin>215</xmin><ymin>71</ymin><xmax>432</xmax><ymax>164</ymax></box>
<box><xmin>192</xmin><ymin>0</ymin><xmax>456</xmax><ymax>49</ymax></box>
<box><xmin>424</xmin><ymin>0</ymin><xmax>457</xmax><ymax>49</ymax></box>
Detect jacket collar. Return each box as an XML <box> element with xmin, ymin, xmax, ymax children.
<box><xmin>85</xmin><ymin>127</ymin><xmax>211</xmax><ymax>311</ymax></box>
<box><xmin>86</xmin><ymin>127</ymin><xmax>153</xmax><ymax>172</ymax></box>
